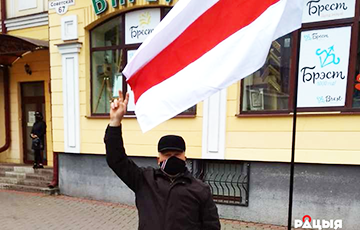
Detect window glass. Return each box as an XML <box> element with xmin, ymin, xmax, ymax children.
<box><xmin>22</xmin><ymin>82</ymin><xmax>44</xmax><ymax>97</ymax></box>
<box><xmin>90</xmin><ymin>8</ymin><xmax>195</xmax><ymax>116</ymax></box>
<box><xmin>163</xmin><ymin>7</ymin><xmax>171</xmax><ymax>17</ymax></box>
<box><xmin>241</xmin><ymin>34</ymin><xmax>292</xmax><ymax>112</ymax></box>
<box><xmin>91</xmin><ymin>17</ymin><xmax>122</xmax><ymax>48</ymax></box>
<box><xmin>92</xmin><ymin>49</ymin><xmax>124</xmax><ymax>114</ymax></box>
<box><xmin>125</xmin><ymin>50</ymin><xmax>137</xmax><ymax>112</ymax></box>
<box><xmin>352</xmin><ymin>27</ymin><xmax>360</xmax><ymax>108</ymax></box>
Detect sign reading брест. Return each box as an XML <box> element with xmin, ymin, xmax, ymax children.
<box><xmin>49</xmin><ymin>0</ymin><xmax>75</xmax><ymax>15</ymax></box>
<box><xmin>297</xmin><ymin>26</ymin><xmax>352</xmax><ymax>108</ymax></box>
<box><xmin>302</xmin><ymin>0</ymin><xmax>356</xmax><ymax>23</ymax></box>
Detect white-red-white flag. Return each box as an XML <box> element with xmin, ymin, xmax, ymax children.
<box><xmin>123</xmin><ymin>0</ymin><xmax>303</xmax><ymax>132</ymax></box>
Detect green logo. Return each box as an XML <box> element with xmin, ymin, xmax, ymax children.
<box><xmin>92</xmin><ymin>0</ymin><xmax>172</xmax><ymax>15</ymax></box>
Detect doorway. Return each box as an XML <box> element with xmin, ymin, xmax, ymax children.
<box><xmin>21</xmin><ymin>82</ymin><xmax>47</xmax><ymax>165</ymax></box>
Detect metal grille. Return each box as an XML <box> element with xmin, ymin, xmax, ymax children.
<box><xmin>192</xmin><ymin>160</ymin><xmax>250</xmax><ymax>206</ymax></box>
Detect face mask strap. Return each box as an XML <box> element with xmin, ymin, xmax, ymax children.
<box><xmin>160</xmin><ymin>158</ymin><xmax>168</xmax><ymax>170</ymax></box>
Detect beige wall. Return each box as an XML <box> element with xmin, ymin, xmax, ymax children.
<box><xmin>8</xmin><ymin>25</ymin><xmax>49</xmax><ymax>40</ymax></box>
<box><xmin>226</xmin><ymin>83</ymin><xmax>360</xmax><ymax>165</ymax></box>
<box><xmin>6</xmin><ymin>0</ymin><xmax>48</xmax><ymax>18</ymax></box>
<box><xmin>0</xmin><ymin>50</ymin><xmax>53</xmax><ymax>165</ymax></box>
<box><xmin>225</xmin><ymin>83</ymin><xmax>293</xmax><ymax>162</ymax></box>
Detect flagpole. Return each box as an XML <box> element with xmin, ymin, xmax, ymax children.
<box><xmin>287</xmin><ymin>48</ymin><xmax>300</xmax><ymax>230</ymax></box>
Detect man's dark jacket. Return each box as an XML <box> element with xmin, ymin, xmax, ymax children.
<box><xmin>31</xmin><ymin>120</ymin><xmax>46</xmax><ymax>150</ymax></box>
<box><xmin>104</xmin><ymin>125</ymin><xmax>220</xmax><ymax>230</ymax></box>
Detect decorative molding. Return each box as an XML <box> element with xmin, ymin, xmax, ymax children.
<box><xmin>5</xmin><ymin>12</ymin><xmax>48</xmax><ymax>31</ymax></box>
<box><xmin>202</xmin><ymin>89</ymin><xmax>227</xmax><ymax>160</ymax></box>
<box><xmin>61</xmin><ymin>15</ymin><xmax>78</xmax><ymax>41</ymax></box>
<box><xmin>56</xmin><ymin>42</ymin><xmax>82</xmax><ymax>153</ymax></box>
<box><xmin>56</xmin><ymin>42</ymin><xmax>82</xmax><ymax>54</ymax></box>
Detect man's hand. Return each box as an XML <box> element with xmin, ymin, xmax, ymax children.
<box><xmin>109</xmin><ymin>90</ymin><xmax>129</xmax><ymax>127</ymax></box>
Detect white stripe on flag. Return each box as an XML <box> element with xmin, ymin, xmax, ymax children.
<box><xmin>135</xmin><ymin>0</ymin><xmax>302</xmax><ymax>132</ymax></box>
<box><xmin>123</xmin><ymin>0</ymin><xmax>219</xmax><ymax>79</ymax></box>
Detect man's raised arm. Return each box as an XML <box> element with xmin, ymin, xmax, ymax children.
<box><xmin>104</xmin><ymin>91</ymin><xmax>143</xmax><ymax>192</ymax></box>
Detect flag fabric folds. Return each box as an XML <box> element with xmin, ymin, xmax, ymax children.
<box><xmin>123</xmin><ymin>0</ymin><xmax>303</xmax><ymax>132</ymax></box>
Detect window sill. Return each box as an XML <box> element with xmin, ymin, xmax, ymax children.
<box><xmin>236</xmin><ymin>113</ymin><xmax>291</xmax><ymax>118</ymax></box>
<box><xmin>85</xmin><ymin>114</ymin><xmax>196</xmax><ymax>119</ymax></box>
<box><xmin>236</xmin><ymin>110</ymin><xmax>360</xmax><ymax>117</ymax></box>
<box><xmin>85</xmin><ymin>114</ymin><xmax>136</xmax><ymax>119</ymax></box>
<box><xmin>175</xmin><ymin>114</ymin><xmax>197</xmax><ymax>118</ymax></box>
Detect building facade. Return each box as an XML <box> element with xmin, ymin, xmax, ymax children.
<box><xmin>1</xmin><ymin>0</ymin><xmax>360</xmax><ymax>228</ymax></box>
<box><xmin>0</xmin><ymin>0</ymin><xmax>52</xmax><ymax>166</ymax></box>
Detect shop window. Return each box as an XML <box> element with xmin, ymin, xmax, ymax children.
<box><xmin>91</xmin><ymin>18</ymin><xmax>122</xmax><ymax>48</ymax></box>
<box><xmin>241</xmin><ymin>34</ymin><xmax>292</xmax><ymax>112</ymax></box>
<box><xmin>352</xmin><ymin>26</ymin><xmax>360</xmax><ymax>108</ymax></box>
<box><xmin>192</xmin><ymin>160</ymin><xmax>250</xmax><ymax>206</ymax></box>
<box><xmin>90</xmin><ymin>8</ymin><xmax>196</xmax><ymax>115</ymax></box>
<box><xmin>239</xmin><ymin>0</ymin><xmax>360</xmax><ymax>115</ymax></box>
<box><xmin>92</xmin><ymin>49</ymin><xmax>124</xmax><ymax>114</ymax></box>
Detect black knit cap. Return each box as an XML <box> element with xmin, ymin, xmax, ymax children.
<box><xmin>158</xmin><ymin>135</ymin><xmax>186</xmax><ymax>153</ymax></box>
<box><xmin>35</xmin><ymin>111</ymin><xmax>43</xmax><ymax>119</ymax></box>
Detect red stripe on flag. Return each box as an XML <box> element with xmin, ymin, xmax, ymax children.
<box><xmin>128</xmin><ymin>0</ymin><xmax>280</xmax><ymax>103</ymax></box>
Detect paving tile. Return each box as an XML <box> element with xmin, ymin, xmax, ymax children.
<box><xmin>0</xmin><ymin>189</ymin><xmax>289</xmax><ymax>230</ymax></box>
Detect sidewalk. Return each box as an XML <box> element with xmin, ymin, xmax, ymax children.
<box><xmin>0</xmin><ymin>189</ymin><xmax>290</xmax><ymax>230</ymax></box>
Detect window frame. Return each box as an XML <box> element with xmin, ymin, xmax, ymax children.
<box><xmin>90</xmin><ymin>12</ymin><xmax>128</xmax><ymax>117</ymax></box>
<box><xmin>89</xmin><ymin>7</ymin><xmax>197</xmax><ymax>117</ymax></box>
<box><xmin>239</xmin><ymin>32</ymin><xmax>299</xmax><ymax>115</ymax></box>
<box><xmin>239</xmin><ymin>0</ymin><xmax>360</xmax><ymax>115</ymax></box>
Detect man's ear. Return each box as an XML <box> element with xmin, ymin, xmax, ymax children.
<box><xmin>157</xmin><ymin>156</ymin><xmax>160</xmax><ymax>165</ymax></box>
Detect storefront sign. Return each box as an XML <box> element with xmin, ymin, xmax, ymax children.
<box><xmin>302</xmin><ymin>0</ymin><xmax>356</xmax><ymax>23</ymax></box>
<box><xmin>297</xmin><ymin>26</ymin><xmax>351</xmax><ymax>108</ymax></box>
<box><xmin>49</xmin><ymin>0</ymin><xmax>75</xmax><ymax>15</ymax></box>
<box><xmin>92</xmin><ymin>0</ymin><xmax>172</xmax><ymax>15</ymax></box>
<box><xmin>125</xmin><ymin>8</ymin><xmax>160</xmax><ymax>44</ymax></box>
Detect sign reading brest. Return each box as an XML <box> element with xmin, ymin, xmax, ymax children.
<box><xmin>297</xmin><ymin>26</ymin><xmax>352</xmax><ymax>108</ymax></box>
<box><xmin>125</xmin><ymin>8</ymin><xmax>160</xmax><ymax>44</ymax></box>
<box><xmin>49</xmin><ymin>0</ymin><xmax>75</xmax><ymax>15</ymax></box>
<box><xmin>302</xmin><ymin>0</ymin><xmax>356</xmax><ymax>23</ymax></box>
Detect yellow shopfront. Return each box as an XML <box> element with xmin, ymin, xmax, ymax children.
<box><xmin>0</xmin><ymin>0</ymin><xmax>52</xmax><ymax>166</ymax></box>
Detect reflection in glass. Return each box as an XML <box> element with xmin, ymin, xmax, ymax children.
<box><xmin>242</xmin><ymin>34</ymin><xmax>292</xmax><ymax>112</ymax></box>
<box><xmin>22</xmin><ymin>82</ymin><xmax>44</xmax><ymax>97</ymax></box>
<box><xmin>0</xmin><ymin>69</ymin><xmax>4</xmax><ymax>147</ymax></box>
<box><xmin>90</xmin><ymin>7</ymin><xmax>195</xmax><ymax>115</ymax></box>
<box><xmin>92</xmin><ymin>49</ymin><xmax>124</xmax><ymax>114</ymax></box>
<box><xmin>91</xmin><ymin>17</ymin><xmax>122</xmax><ymax>48</ymax></box>
<box><xmin>352</xmin><ymin>26</ymin><xmax>360</xmax><ymax>108</ymax></box>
